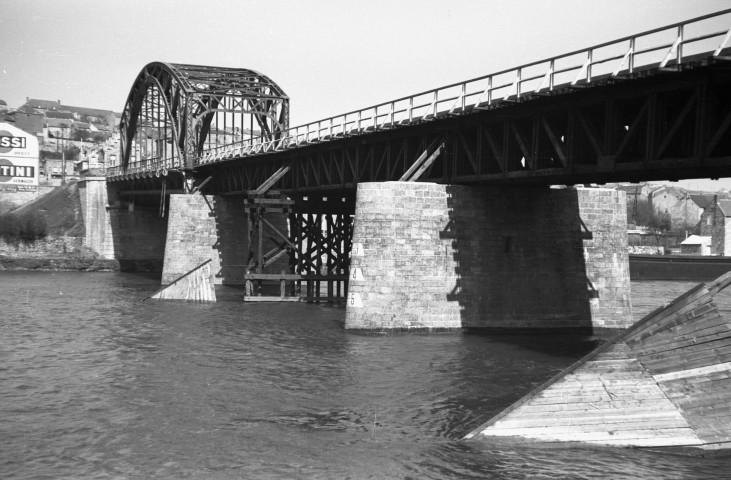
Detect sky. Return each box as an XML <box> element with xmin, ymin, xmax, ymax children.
<box><xmin>1</xmin><ymin>0</ymin><xmax>730</xmax><ymax>189</ymax></box>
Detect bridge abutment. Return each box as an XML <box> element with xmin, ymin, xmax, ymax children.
<box><xmin>345</xmin><ymin>182</ymin><xmax>631</xmax><ymax>331</ymax></box>
<box><xmin>78</xmin><ymin>177</ymin><xmax>115</xmax><ymax>259</ymax></box>
<box><xmin>79</xmin><ymin>178</ymin><xmax>169</xmax><ymax>271</ymax></box>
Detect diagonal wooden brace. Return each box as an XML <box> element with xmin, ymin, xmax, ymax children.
<box><xmin>399</xmin><ymin>136</ymin><xmax>444</xmax><ymax>182</ymax></box>
<box><xmin>252</xmin><ymin>164</ymin><xmax>290</xmax><ymax>195</ymax></box>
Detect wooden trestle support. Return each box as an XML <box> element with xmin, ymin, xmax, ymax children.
<box><xmin>243</xmin><ymin>166</ymin><xmax>353</xmax><ymax>302</ymax></box>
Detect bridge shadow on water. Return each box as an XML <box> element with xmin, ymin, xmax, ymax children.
<box><xmin>444</xmin><ymin>185</ymin><xmax>597</xmax><ymax>333</ymax></box>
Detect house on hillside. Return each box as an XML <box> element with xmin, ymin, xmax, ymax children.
<box><xmin>648</xmin><ymin>185</ymin><xmax>702</xmax><ymax>230</ymax></box>
<box><xmin>20</xmin><ymin>98</ymin><xmax>117</xmax><ymax>131</ymax></box>
<box><xmin>19</xmin><ymin>98</ymin><xmax>118</xmax><ymax>159</ymax></box>
<box><xmin>691</xmin><ymin>195</ymin><xmax>731</xmax><ymax>256</ymax></box>
<box><xmin>616</xmin><ymin>183</ymin><xmax>702</xmax><ymax>231</ymax></box>
<box><xmin>45</xmin><ymin>118</ymin><xmax>74</xmax><ymax>150</ymax></box>
<box><xmin>12</xmin><ymin>111</ymin><xmax>45</xmax><ymax>138</ymax></box>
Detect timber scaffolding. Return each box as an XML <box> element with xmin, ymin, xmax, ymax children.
<box><xmin>241</xmin><ymin>165</ymin><xmax>352</xmax><ymax>303</ymax></box>
<box><xmin>466</xmin><ymin>272</ymin><xmax>731</xmax><ymax>451</ymax></box>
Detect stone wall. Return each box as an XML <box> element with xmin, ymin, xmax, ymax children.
<box><xmin>345</xmin><ymin>182</ymin><xmax>631</xmax><ymax>331</ymax></box>
<box><xmin>628</xmin><ymin>245</ymin><xmax>665</xmax><ymax>255</ymax></box>
<box><xmin>699</xmin><ymin>198</ymin><xmax>725</xmax><ymax>255</ymax></box>
<box><xmin>0</xmin><ymin>235</ymin><xmax>89</xmax><ymax>257</ymax></box>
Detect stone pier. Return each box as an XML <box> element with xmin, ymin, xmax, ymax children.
<box><xmin>161</xmin><ymin>194</ymin><xmax>247</xmax><ymax>284</ymax></box>
<box><xmin>345</xmin><ymin>182</ymin><xmax>631</xmax><ymax>331</ymax></box>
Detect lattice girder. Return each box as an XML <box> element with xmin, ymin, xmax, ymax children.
<box><xmin>119</xmin><ymin>62</ymin><xmax>289</xmax><ymax>174</ymax></box>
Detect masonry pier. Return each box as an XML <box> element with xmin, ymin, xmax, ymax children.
<box><xmin>80</xmin><ymin>178</ymin><xmax>632</xmax><ymax>328</ymax></box>
<box><xmin>161</xmin><ymin>194</ymin><xmax>249</xmax><ymax>285</ymax></box>
<box><xmin>345</xmin><ymin>182</ymin><xmax>632</xmax><ymax>331</ymax></box>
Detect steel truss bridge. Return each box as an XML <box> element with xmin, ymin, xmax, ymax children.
<box><xmin>105</xmin><ymin>9</ymin><xmax>731</xmax><ymax>300</ymax></box>
<box><xmin>108</xmin><ymin>9</ymin><xmax>731</xmax><ymax>195</ymax></box>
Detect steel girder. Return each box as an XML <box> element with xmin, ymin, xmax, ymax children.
<box><xmin>198</xmin><ymin>61</ymin><xmax>731</xmax><ymax>194</ymax></box>
<box><xmin>116</xmin><ymin>62</ymin><xmax>289</xmax><ymax>176</ymax></box>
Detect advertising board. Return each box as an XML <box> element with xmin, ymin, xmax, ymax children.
<box><xmin>0</xmin><ymin>122</ymin><xmax>39</xmax><ymax>193</ymax></box>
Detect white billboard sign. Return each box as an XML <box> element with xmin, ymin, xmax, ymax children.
<box><xmin>0</xmin><ymin>122</ymin><xmax>39</xmax><ymax>192</ymax></box>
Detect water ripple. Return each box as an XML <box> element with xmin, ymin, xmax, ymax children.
<box><xmin>2</xmin><ymin>273</ymin><xmax>731</xmax><ymax>478</ymax></box>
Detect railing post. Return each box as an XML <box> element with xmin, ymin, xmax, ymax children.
<box><xmin>390</xmin><ymin>101</ymin><xmax>395</xmax><ymax>126</ymax></box>
<box><xmin>629</xmin><ymin>37</ymin><xmax>635</xmax><ymax>74</ymax></box>
<box><xmin>549</xmin><ymin>59</ymin><xmax>555</xmax><ymax>90</ymax></box>
<box><xmin>488</xmin><ymin>76</ymin><xmax>493</xmax><ymax>105</ymax></box>
<box><xmin>408</xmin><ymin>97</ymin><xmax>413</xmax><ymax>123</ymax></box>
<box><xmin>329</xmin><ymin>118</ymin><xmax>333</xmax><ymax>138</ymax></box>
<box><xmin>516</xmin><ymin>68</ymin><xmax>522</xmax><ymax>98</ymax></box>
<box><xmin>587</xmin><ymin>49</ymin><xmax>593</xmax><ymax>83</ymax></box>
<box><xmin>677</xmin><ymin>25</ymin><xmax>684</xmax><ymax>65</ymax></box>
<box><xmin>461</xmin><ymin>82</ymin><xmax>466</xmax><ymax>111</ymax></box>
<box><xmin>357</xmin><ymin>111</ymin><xmax>361</xmax><ymax>131</ymax></box>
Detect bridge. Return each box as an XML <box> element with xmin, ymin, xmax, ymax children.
<box><xmin>108</xmin><ymin>9</ymin><xmax>731</xmax><ymax>190</ymax></box>
<box><xmin>83</xmin><ymin>9</ymin><xmax>731</xmax><ymax>331</ymax></box>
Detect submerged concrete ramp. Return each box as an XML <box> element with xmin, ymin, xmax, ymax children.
<box><xmin>466</xmin><ymin>272</ymin><xmax>731</xmax><ymax>450</ymax></box>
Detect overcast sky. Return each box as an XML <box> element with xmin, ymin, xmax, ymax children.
<box><xmin>2</xmin><ymin>0</ymin><xmax>730</xmax><ymax>189</ymax></box>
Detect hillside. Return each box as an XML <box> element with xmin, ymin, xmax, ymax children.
<box><xmin>10</xmin><ymin>182</ymin><xmax>85</xmax><ymax>237</ymax></box>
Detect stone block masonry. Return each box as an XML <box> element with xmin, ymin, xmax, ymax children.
<box><xmin>78</xmin><ymin>177</ymin><xmax>115</xmax><ymax>259</ymax></box>
<box><xmin>345</xmin><ymin>182</ymin><xmax>631</xmax><ymax>331</ymax></box>
<box><xmin>162</xmin><ymin>194</ymin><xmax>292</xmax><ymax>286</ymax></box>
<box><xmin>162</xmin><ymin>194</ymin><xmax>248</xmax><ymax>284</ymax></box>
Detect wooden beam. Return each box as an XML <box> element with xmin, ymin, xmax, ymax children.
<box><xmin>252</xmin><ymin>164</ymin><xmax>290</xmax><ymax>195</ymax></box>
<box><xmin>408</xmin><ymin>144</ymin><xmax>444</xmax><ymax>181</ymax></box>
<box><xmin>399</xmin><ymin>145</ymin><xmax>430</xmax><ymax>181</ymax></box>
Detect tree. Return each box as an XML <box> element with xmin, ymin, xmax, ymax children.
<box><xmin>63</xmin><ymin>145</ymin><xmax>80</xmax><ymax>161</ymax></box>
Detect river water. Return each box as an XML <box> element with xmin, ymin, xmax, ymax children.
<box><xmin>2</xmin><ymin>272</ymin><xmax>731</xmax><ymax>479</ymax></box>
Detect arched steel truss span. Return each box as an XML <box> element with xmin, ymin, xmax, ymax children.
<box><xmin>116</xmin><ymin>62</ymin><xmax>289</xmax><ymax>177</ymax></box>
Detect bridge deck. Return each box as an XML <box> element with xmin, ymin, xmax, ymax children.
<box><xmin>108</xmin><ymin>9</ymin><xmax>731</xmax><ymax>192</ymax></box>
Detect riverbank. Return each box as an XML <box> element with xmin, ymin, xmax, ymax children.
<box><xmin>0</xmin><ymin>255</ymin><xmax>119</xmax><ymax>272</ymax></box>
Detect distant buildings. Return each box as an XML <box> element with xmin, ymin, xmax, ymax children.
<box><xmin>680</xmin><ymin>235</ymin><xmax>712</xmax><ymax>255</ymax></box>
<box><xmin>647</xmin><ymin>185</ymin><xmax>702</xmax><ymax>230</ymax></box>
<box><xmin>618</xmin><ymin>183</ymin><xmax>731</xmax><ymax>256</ymax></box>
<box><xmin>0</xmin><ymin>97</ymin><xmax>121</xmax><ymax>185</ymax></box>
<box><xmin>692</xmin><ymin>195</ymin><xmax>731</xmax><ymax>256</ymax></box>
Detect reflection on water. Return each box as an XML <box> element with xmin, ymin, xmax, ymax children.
<box><xmin>1</xmin><ymin>272</ymin><xmax>730</xmax><ymax>479</ymax></box>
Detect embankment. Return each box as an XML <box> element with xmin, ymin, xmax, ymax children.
<box><xmin>0</xmin><ymin>182</ymin><xmax>119</xmax><ymax>272</ymax></box>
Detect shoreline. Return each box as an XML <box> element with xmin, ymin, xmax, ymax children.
<box><xmin>0</xmin><ymin>256</ymin><xmax>121</xmax><ymax>272</ymax></box>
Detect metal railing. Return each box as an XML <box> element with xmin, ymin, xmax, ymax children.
<box><xmin>113</xmin><ymin>8</ymin><xmax>731</xmax><ymax>175</ymax></box>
